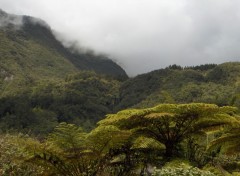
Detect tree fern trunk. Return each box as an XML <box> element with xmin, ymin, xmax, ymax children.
<box><xmin>165</xmin><ymin>142</ymin><xmax>174</xmax><ymax>158</ymax></box>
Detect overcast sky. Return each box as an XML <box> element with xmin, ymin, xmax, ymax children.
<box><xmin>1</xmin><ymin>0</ymin><xmax>240</xmax><ymax>76</ymax></box>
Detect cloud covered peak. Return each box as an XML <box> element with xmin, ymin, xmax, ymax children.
<box><xmin>0</xmin><ymin>9</ymin><xmax>23</xmax><ymax>27</ymax></box>
<box><xmin>1</xmin><ymin>1</ymin><xmax>240</xmax><ymax>76</ymax></box>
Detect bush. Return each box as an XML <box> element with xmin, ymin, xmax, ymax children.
<box><xmin>152</xmin><ymin>163</ymin><xmax>216</xmax><ymax>176</ymax></box>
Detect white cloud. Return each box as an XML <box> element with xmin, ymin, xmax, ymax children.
<box><xmin>1</xmin><ymin>0</ymin><xmax>240</xmax><ymax>76</ymax></box>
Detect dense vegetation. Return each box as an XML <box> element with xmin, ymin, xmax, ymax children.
<box><xmin>2</xmin><ymin>62</ymin><xmax>240</xmax><ymax>135</ymax></box>
<box><xmin>1</xmin><ymin>9</ymin><xmax>240</xmax><ymax>176</ymax></box>
<box><xmin>0</xmin><ymin>71</ymin><xmax>121</xmax><ymax>134</ymax></box>
<box><xmin>0</xmin><ymin>9</ymin><xmax>127</xmax><ymax>97</ymax></box>
<box><xmin>0</xmin><ymin>9</ymin><xmax>126</xmax><ymax>134</ymax></box>
<box><xmin>116</xmin><ymin>63</ymin><xmax>240</xmax><ymax>110</ymax></box>
<box><xmin>1</xmin><ymin>103</ymin><xmax>240</xmax><ymax>175</ymax></box>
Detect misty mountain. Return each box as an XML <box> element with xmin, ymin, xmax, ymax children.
<box><xmin>1</xmin><ymin>10</ymin><xmax>240</xmax><ymax>135</ymax></box>
<box><xmin>0</xmin><ymin>9</ymin><xmax>127</xmax><ymax>95</ymax></box>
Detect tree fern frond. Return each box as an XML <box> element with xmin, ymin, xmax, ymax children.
<box><xmin>208</xmin><ymin>127</ymin><xmax>240</xmax><ymax>154</ymax></box>
<box><xmin>131</xmin><ymin>136</ymin><xmax>165</xmax><ymax>150</ymax></box>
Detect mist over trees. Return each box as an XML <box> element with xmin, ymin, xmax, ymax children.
<box><xmin>1</xmin><ymin>9</ymin><xmax>240</xmax><ymax>176</ymax></box>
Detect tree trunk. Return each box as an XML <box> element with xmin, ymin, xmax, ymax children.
<box><xmin>165</xmin><ymin>142</ymin><xmax>174</xmax><ymax>158</ymax></box>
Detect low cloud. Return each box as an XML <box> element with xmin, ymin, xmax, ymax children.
<box><xmin>1</xmin><ymin>0</ymin><xmax>240</xmax><ymax>76</ymax></box>
<box><xmin>0</xmin><ymin>9</ymin><xmax>22</xmax><ymax>28</ymax></box>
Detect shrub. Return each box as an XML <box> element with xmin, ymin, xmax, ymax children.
<box><xmin>152</xmin><ymin>163</ymin><xmax>216</xmax><ymax>176</ymax></box>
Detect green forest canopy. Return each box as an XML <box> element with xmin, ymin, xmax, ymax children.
<box><xmin>1</xmin><ymin>103</ymin><xmax>240</xmax><ymax>175</ymax></box>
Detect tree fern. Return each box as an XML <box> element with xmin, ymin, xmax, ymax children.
<box><xmin>98</xmin><ymin>103</ymin><xmax>239</xmax><ymax>158</ymax></box>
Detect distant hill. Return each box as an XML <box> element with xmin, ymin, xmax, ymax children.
<box><xmin>116</xmin><ymin>62</ymin><xmax>240</xmax><ymax>110</ymax></box>
<box><xmin>1</xmin><ymin>10</ymin><xmax>240</xmax><ymax>135</ymax></box>
<box><xmin>1</xmin><ymin>60</ymin><xmax>240</xmax><ymax>134</ymax></box>
<box><xmin>0</xmin><ymin>9</ymin><xmax>127</xmax><ymax>96</ymax></box>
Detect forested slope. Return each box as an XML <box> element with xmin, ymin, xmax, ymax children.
<box><xmin>1</xmin><ymin>9</ymin><xmax>240</xmax><ymax>138</ymax></box>
<box><xmin>0</xmin><ymin>9</ymin><xmax>127</xmax><ymax>96</ymax></box>
<box><xmin>1</xmin><ymin>9</ymin><xmax>240</xmax><ymax>176</ymax></box>
<box><xmin>116</xmin><ymin>62</ymin><xmax>240</xmax><ymax>110</ymax></box>
<box><xmin>0</xmin><ymin>71</ymin><xmax>121</xmax><ymax>134</ymax></box>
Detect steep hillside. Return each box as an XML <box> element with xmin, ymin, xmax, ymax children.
<box><xmin>0</xmin><ymin>10</ymin><xmax>127</xmax><ymax>96</ymax></box>
<box><xmin>20</xmin><ymin>15</ymin><xmax>127</xmax><ymax>78</ymax></box>
<box><xmin>116</xmin><ymin>62</ymin><xmax>240</xmax><ymax>110</ymax></box>
<box><xmin>0</xmin><ymin>71</ymin><xmax>121</xmax><ymax>134</ymax></box>
<box><xmin>1</xmin><ymin>10</ymin><xmax>240</xmax><ymax>135</ymax></box>
<box><xmin>1</xmin><ymin>61</ymin><xmax>240</xmax><ymax>134</ymax></box>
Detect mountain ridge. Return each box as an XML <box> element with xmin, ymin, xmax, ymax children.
<box><xmin>115</xmin><ymin>62</ymin><xmax>240</xmax><ymax>110</ymax></box>
<box><xmin>1</xmin><ymin>9</ymin><xmax>240</xmax><ymax>135</ymax></box>
<box><xmin>0</xmin><ymin>9</ymin><xmax>128</xmax><ymax>89</ymax></box>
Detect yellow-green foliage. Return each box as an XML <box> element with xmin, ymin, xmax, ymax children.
<box><xmin>0</xmin><ymin>104</ymin><xmax>239</xmax><ymax>176</ymax></box>
<box><xmin>87</xmin><ymin>125</ymin><xmax>132</xmax><ymax>153</ymax></box>
<box><xmin>153</xmin><ymin>163</ymin><xmax>216</xmax><ymax>176</ymax></box>
<box><xmin>116</xmin><ymin>62</ymin><xmax>240</xmax><ymax>111</ymax></box>
<box><xmin>99</xmin><ymin>103</ymin><xmax>239</xmax><ymax>157</ymax></box>
<box><xmin>0</xmin><ymin>134</ymin><xmax>44</xmax><ymax>176</ymax></box>
<box><xmin>47</xmin><ymin>122</ymin><xmax>86</xmax><ymax>151</ymax></box>
<box><xmin>209</xmin><ymin>126</ymin><xmax>240</xmax><ymax>154</ymax></box>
